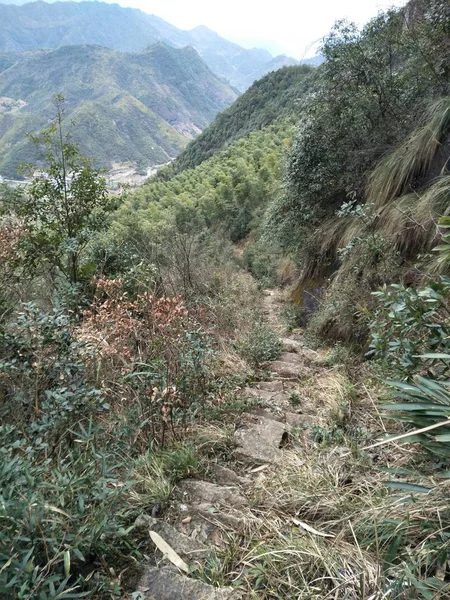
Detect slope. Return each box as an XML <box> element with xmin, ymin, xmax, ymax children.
<box><xmin>0</xmin><ymin>43</ymin><xmax>238</xmax><ymax>177</ymax></box>
<box><xmin>0</xmin><ymin>0</ymin><xmax>298</xmax><ymax>90</ymax></box>
<box><xmin>161</xmin><ymin>65</ymin><xmax>314</xmax><ymax>176</ymax></box>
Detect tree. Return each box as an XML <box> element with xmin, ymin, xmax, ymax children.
<box><xmin>14</xmin><ymin>95</ymin><xmax>112</xmax><ymax>286</ymax></box>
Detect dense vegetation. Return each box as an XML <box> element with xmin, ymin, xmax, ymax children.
<box><xmin>3</xmin><ymin>0</ymin><xmax>450</xmax><ymax>598</ymax></box>
<box><xmin>0</xmin><ymin>43</ymin><xmax>237</xmax><ymax>178</ymax></box>
<box><xmin>0</xmin><ymin>0</ymin><xmax>297</xmax><ymax>91</ymax></box>
<box><xmin>163</xmin><ymin>65</ymin><xmax>313</xmax><ymax>175</ymax></box>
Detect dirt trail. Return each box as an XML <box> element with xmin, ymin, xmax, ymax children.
<box><xmin>135</xmin><ymin>289</ymin><xmax>344</xmax><ymax>599</ymax></box>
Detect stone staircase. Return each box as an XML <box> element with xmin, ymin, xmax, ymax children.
<box><xmin>133</xmin><ymin>291</ymin><xmax>327</xmax><ymax>599</ymax></box>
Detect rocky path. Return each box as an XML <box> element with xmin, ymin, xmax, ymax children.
<box><xmin>134</xmin><ymin>289</ymin><xmax>331</xmax><ymax>599</ymax></box>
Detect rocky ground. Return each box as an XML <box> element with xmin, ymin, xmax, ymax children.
<box><xmin>131</xmin><ymin>290</ymin><xmax>380</xmax><ymax>599</ymax></box>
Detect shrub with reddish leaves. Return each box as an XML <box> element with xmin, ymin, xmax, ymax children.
<box><xmin>76</xmin><ymin>277</ymin><xmax>211</xmax><ymax>445</ymax></box>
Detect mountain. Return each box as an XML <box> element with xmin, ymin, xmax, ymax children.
<box><xmin>0</xmin><ymin>0</ymin><xmax>298</xmax><ymax>90</ymax></box>
<box><xmin>0</xmin><ymin>43</ymin><xmax>237</xmax><ymax>178</ymax></box>
<box><xmin>300</xmin><ymin>55</ymin><xmax>324</xmax><ymax>67</ymax></box>
<box><xmin>163</xmin><ymin>65</ymin><xmax>314</xmax><ymax>176</ymax></box>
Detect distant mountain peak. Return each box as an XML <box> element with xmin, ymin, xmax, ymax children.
<box><xmin>0</xmin><ymin>0</ymin><xmax>299</xmax><ymax>90</ymax></box>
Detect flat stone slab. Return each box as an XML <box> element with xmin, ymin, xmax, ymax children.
<box><xmin>135</xmin><ymin>515</ymin><xmax>208</xmax><ymax>561</ymax></box>
<box><xmin>137</xmin><ymin>566</ymin><xmax>242</xmax><ymax>600</ymax></box>
<box><xmin>254</xmin><ymin>381</ymin><xmax>284</xmax><ymax>392</ymax></box>
<box><xmin>209</xmin><ymin>464</ymin><xmax>249</xmax><ymax>486</ymax></box>
<box><xmin>234</xmin><ymin>416</ymin><xmax>289</xmax><ymax>463</ymax></box>
<box><xmin>240</xmin><ymin>387</ymin><xmax>276</xmax><ymax>402</ymax></box>
<box><xmin>285</xmin><ymin>411</ymin><xmax>306</xmax><ymax>428</ymax></box>
<box><xmin>178</xmin><ymin>479</ymin><xmax>248</xmax><ymax>507</ymax></box>
<box><xmin>269</xmin><ymin>361</ymin><xmax>310</xmax><ymax>379</ymax></box>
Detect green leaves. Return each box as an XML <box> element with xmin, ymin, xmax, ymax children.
<box><xmin>383</xmin><ymin>376</ymin><xmax>450</xmax><ymax>457</ymax></box>
<box><xmin>369</xmin><ymin>281</ymin><xmax>450</xmax><ymax>379</ymax></box>
<box><xmin>12</xmin><ymin>96</ymin><xmax>112</xmax><ymax>287</ymax></box>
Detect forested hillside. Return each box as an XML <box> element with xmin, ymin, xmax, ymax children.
<box><xmin>0</xmin><ymin>0</ymin><xmax>298</xmax><ymax>90</ymax></box>
<box><xmin>162</xmin><ymin>65</ymin><xmax>313</xmax><ymax>175</ymax></box>
<box><xmin>3</xmin><ymin>1</ymin><xmax>450</xmax><ymax>599</ymax></box>
<box><xmin>0</xmin><ymin>43</ymin><xmax>237</xmax><ymax>177</ymax></box>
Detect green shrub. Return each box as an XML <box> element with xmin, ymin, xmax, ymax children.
<box><xmin>237</xmin><ymin>323</ymin><xmax>282</xmax><ymax>366</ymax></box>
<box><xmin>369</xmin><ymin>279</ymin><xmax>450</xmax><ymax>379</ymax></box>
<box><xmin>0</xmin><ymin>303</ymin><xmax>106</xmax><ymax>446</ymax></box>
<box><xmin>0</xmin><ymin>424</ymin><xmax>137</xmax><ymax>599</ymax></box>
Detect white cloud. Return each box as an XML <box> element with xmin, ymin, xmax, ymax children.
<box><xmin>98</xmin><ymin>0</ymin><xmax>408</xmax><ymax>58</ymax></box>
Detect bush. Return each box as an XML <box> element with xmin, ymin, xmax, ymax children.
<box><xmin>0</xmin><ymin>424</ymin><xmax>137</xmax><ymax>599</ymax></box>
<box><xmin>0</xmin><ymin>303</ymin><xmax>106</xmax><ymax>446</ymax></box>
<box><xmin>369</xmin><ymin>279</ymin><xmax>450</xmax><ymax>379</ymax></box>
<box><xmin>237</xmin><ymin>323</ymin><xmax>282</xmax><ymax>366</ymax></box>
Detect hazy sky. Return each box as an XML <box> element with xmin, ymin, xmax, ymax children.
<box><xmin>110</xmin><ymin>0</ymin><xmax>408</xmax><ymax>58</ymax></box>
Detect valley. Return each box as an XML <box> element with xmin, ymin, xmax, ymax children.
<box><xmin>1</xmin><ymin>0</ymin><xmax>450</xmax><ymax>599</ymax></box>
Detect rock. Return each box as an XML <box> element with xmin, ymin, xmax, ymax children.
<box><xmin>234</xmin><ymin>416</ymin><xmax>289</xmax><ymax>463</ymax></box>
<box><xmin>209</xmin><ymin>464</ymin><xmax>249</xmax><ymax>486</ymax></box>
<box><xmin>269</xmin><ymin>361</ymin><xmax>310</xmax><ymax>379</ymax></box>
<box><xmin>282</xmin><ymin>338</ymin><xmax>304</xmax><ymax>353</ymax></box>
<box><xmin>135</xmin><ymin>515</ymin><xmax>209</xmax><ymax>562</ymax></box>
<box><xmin>255</xmin><ymin>380</ymin><xmax>284</xmax><ymax>392</ymax></box>
<box><xmin>175</xmin><ymin>502</ymin><xmax>247</xmax><ymax>545</ymax></box>
<box><xmin>279</xmin><ymin>352</ymin><xmax>302</xmax><ymax>365</ymax></box>
<box><xmin>239</xmin><ymin>387</ymin><xmax>275</xmax><ymax>402</ymax></box>
<box><xmin>192</xmin><ymin>504</ymin><xmax>246</xmax><ymax>531</ymax></box>
<box><xmin>285</xmin><ymin>412</ymin><xmax>305</xmax><ymax>428</ymax></box>
<box><xmin>137</xmin><ymin>566</ymin><xmax>242</xmax><ymax>599</ymax></box>
<box><xmin>178</xmin><ymin>480</ymin><xmax>248</xmax><ymax>508</ymax></box>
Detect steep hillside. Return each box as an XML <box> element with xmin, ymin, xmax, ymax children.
<box><xmin>162</xmin><ymin>65</ymin><xmax>314</xmax><ymax>176</ymax></box>
<box><xmin>0</xmin><ymin>0</ymin><xmax>298</xmax><ymax>90</ymax></box>
<box><xmin>0</xmin><ymin>43</ymin><xmax>237</xmax><ymax>177</ymax></box>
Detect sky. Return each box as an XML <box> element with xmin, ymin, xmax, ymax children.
<box><xmin>105</xmin><ymin>0</ymin><xmax>408</xmax><ymax>58</ymax></box>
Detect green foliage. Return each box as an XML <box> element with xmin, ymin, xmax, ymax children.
<box><xmin>165</xmin><ymin>65</ymin><xmax>313</xmax><ymax>175</ymax></box>
<box><xmin>119</xmin><ymin>121</ymin><xmax>290</xmax><ymax>246</ymax></box>
<box><xmin>8</xmin><ymin>97</ymin><xmax>111</xmax><ymax>288</ymax></box>
<box><xmin>0</xmin><ymin>423</ymin><xmax>136</xmax><ymax>599</ymax></box>
<box><xmin>0</xmin><ymin>302</ymin><xmax>105</xmax><ymax>444</ymax></box>
<box><xmin>383</xmin><ymin>377</ymin><xmax>450</xmax><ymax>458</ymax></box>
<box><xmin>242</xmin><ymin>238</ymin><xmax>281</xmax><ymax>286</ymax></box>
<box><xmin>237</xmin><ymin>323</ymin><xmax>282</xmax><ymax>366</ymax></box>
<box><xmin>267</xmin><ymin>4</ymin><xmax>450</xmax><ymax>253</ymax></box>
<box><xmin>369</xmin><ymin>280</ymin><xmax>450</xmax><ymax>379</ymax></box>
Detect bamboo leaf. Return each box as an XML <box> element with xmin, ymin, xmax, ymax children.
<box><xmin>149</xmin><ymin>530</ymin><xmax>189</xmax><ymax>573</ymax></box>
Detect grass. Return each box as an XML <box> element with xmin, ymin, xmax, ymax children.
<box><xmin>130</xmin><ymin>441</ymin><xmax>204</xmax><ymax>508</ymax></box>
<box><xmin>367</xmin><ymin>98</ymin><xmax>450</xmax><ymax>211</ymax></box>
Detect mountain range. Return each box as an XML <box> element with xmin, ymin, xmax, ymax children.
<box><xmin>0</xmin><ymin>0</ymin><xmax>301</xmax><ymax>91</ymax></box>
<box><xmin>0</xmin><ymin>43</ymin><xmax>237</xmax><ymax>178</ymax></box>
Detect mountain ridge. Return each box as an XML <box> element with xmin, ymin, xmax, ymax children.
<box><xmin>0</xmin><ymin>0</ymin><xmax>300</xmax><ymax>90</ymax></box>
<box><xmin>0</xmin><ymin>42</ymin><xmax>237</xmax><ymax>178</ymax></box>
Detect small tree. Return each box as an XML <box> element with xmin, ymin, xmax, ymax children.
<box><xmin>15</xmin><ymin>95</ymin><xmax>112</xmax><ymax>286</ymax></box>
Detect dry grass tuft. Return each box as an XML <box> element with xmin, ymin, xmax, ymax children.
<box><xmin>250</xmin><ymin>448</ymin><xmax>383</xmax><ymax>524</ymax></box>
<box><xmin>368</xmin><ymin>98</ymin><xmax>450</xmax><ymax>209</ymax></box>
<box><xmin>293</xmin><ymin>370</ymin><xmax>355</xmax><ymax>425</ymax></box>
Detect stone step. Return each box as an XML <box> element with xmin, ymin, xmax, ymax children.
<box><xmin>136</xmin><ymin>566</ymin><xmax>241</xmax><ymax>599</ymax></box>
<box><xmin>175</xmin><ymin>502</ymin><xmax>247</xmax><ymax>546</ymax></box>
<box><xmin>179</xmin><ymin>479</ymin><xmax>248</xmax><ymax>508</ymax></box>
<box><xmin>279</xmin><ymin>352</ymin><xmax>302</xmax><ymax>365</ymax></box>
<box><xmin>209</xmin><ymin>464</ymin><xmax>249</xmax><ymax>487</ymax></box>
<box><xmin>135</xmin><ymin>514</ymin><xmax>209</xmax><ymax>563</ymax></box>
<box><xmin>254</xmin><ymin>380</ymin><xmax>284</xmax><ymax>392</ymax></box>
<box><xmin>234</xmin><ymin>415</ymin><xmax>290</xmax><ymax>464</ymax></box>
<box><xmin>239</xmin><ymin>386</ymin><xmax>288</xmax><ymax>405</ymax></box>
<box><xmin>282</xmin><ymin>338</ymin><xmax>304</xmax><ymax>353</ymax></box>
<box><xmin>269</xmin><ymin>361</ymin><xmax>311</xmax><ymax>379</ymax></box>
